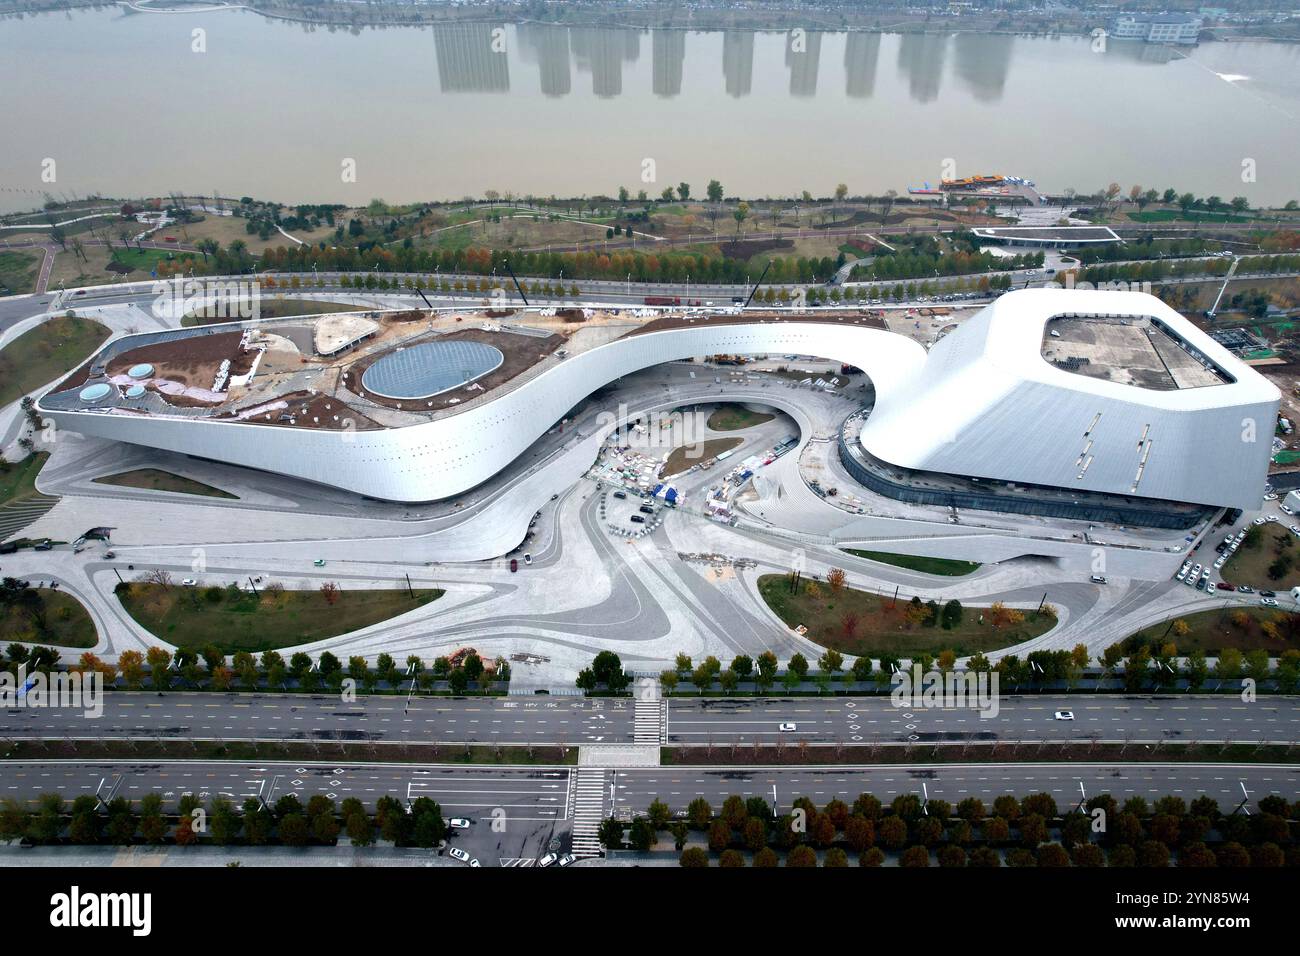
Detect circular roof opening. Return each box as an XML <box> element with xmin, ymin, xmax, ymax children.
<box><xmin>125</xmin><ymin>384</ymin><xmax>146</xmax><ymax>399</ymax></box>
<box><xmin>127</xmin><ymin>363</ymin><xmax>154</xmax><ymax>379</ymax></box>
<box><xmin>362</xmin><ymin>340</ymin><xmax>504</xmax><ymax>400</ymax></box>
<box><xmin>79</xmin><ymin>383</ymin><xmax>112</xmax><ymax>403</ymax></box>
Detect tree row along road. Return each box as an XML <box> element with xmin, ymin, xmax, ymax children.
<box><xmin>0</xmin><ymin>761</ymin><xmax>1292</xmax><ymax>814</ymax></box>
<box><xmin>2</xmin><ymin>694</ymin><xmax>1296</xmax><ymax>745</ymax></box>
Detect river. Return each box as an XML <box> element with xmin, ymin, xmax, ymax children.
<box><xmin>1</xmin><ymin>8</ymin><xmax>1298</xmax><ymax>212</ymax></box>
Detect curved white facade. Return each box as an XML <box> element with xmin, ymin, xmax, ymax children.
<box><xmin>41</xmin><ymin>290</ymin><xmax>1279</xmax><ymax>510</ymax></box>
<box><xmin>861</xmin><ymin>289</ymin><xmax>1279</xmax><ymax>510</ymax></box>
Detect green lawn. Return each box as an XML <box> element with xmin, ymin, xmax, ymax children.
<box><xmin>0</xmin><ymin>251</ymin><xmax>39</xmax><ymax>295</ymax></box>
<box><xmin>1124</xmin><ymin>606</ymin><xmax>1300</xmax><ymax>654</ymax></box>
<box><xmin>107</xmin><ymin>247</ymin><xmax>198</xmax><ymax>275</ymax></box>
<box><xmin>705</xmin><ymin>404</ymin><xmax>774</xmax><ymax>432</ymax></box>
<box><xmin>1126</xmin><ymin>210</ymin><xmax>1254</xmax><ymax>224</ymax></box>
<box><xmin>182</xmin><ymin>297</ymin><xmax>357</xmax><ymax>325</ymax></box>
<box><xmin>758</xmin><ymin>574</ymin><xmax>1054</xmax><ymax>657</ymax></box>
<box><xmin>1220</xmin><ymin>524</ymin><xmax>1300</xmax><ymax>590</ymax></box>
<box><xmin>119</xmin><ymin>582</ymin><xmax>444</xmax><ymax>654</ymax></box>
<box><xmin>0</xmin><ymin>316</ymin><xmax>110</xmax><ymax>407</ymax></box>
<box><xmin>93</xmin><ymin>469</ymin><xmax>237</xmax><ymax>499</ymax></box>
<box><xmin>843</xmin><ymin>548</ymin><xmax>981</xmax><ymax>577</ymax></box>
<box><xmin>0</xmin><ymin>452</ymin><xmax>48</xmax><ymax>508</ymax></box>
<box><xmin>0</xmin><ymin>588</ymin><xmax>97</xmax><ymax>648</ymax></box>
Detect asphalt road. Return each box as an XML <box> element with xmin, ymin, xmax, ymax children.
<box><xmin>3</xmin><ymin>693</ymin><xmax>1298</xmax><ymax>745</ymax></box>
<box><xmin>1</xmin><ymin>759</ymin><xmax>1294</xmax><ymax>817</ymax></box>
<box><xmin>0</xmin><ymin>694</ymin><xmax>632</xmax><ymax>744</ymax></box>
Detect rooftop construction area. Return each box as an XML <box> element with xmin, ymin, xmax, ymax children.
<box><xmin>1042</xmin><ymin>314</ymin><xmax>1229</xmax><ymax>390</ymax></box>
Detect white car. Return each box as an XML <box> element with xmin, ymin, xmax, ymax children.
<box><xmin>448</xmin><ymin>818</ymin><xmax>471</xmax><ymax>829</ymax></box>
<box><xmin>182</xmin><ymin>578</ymin><xmax>197</xmax><ymax>587</ymax></box>
<box><xmin>469</xmin><ymin>858</ymin><xmax>481</xmax><ymax>867</ymax></box>
<box><xmin>1213</xmin><ymin>557</ymin><xmax>1226</xmax><ymax>569</ymax></box>
<box><xmin>779</xmin><ymin>722</ymin><xmax>797</xmax><ymax>732</ymax></box>
<box><xmin>448</xmin><ymin>847</ymin><xmax>471</xmax><ymax>863</ymax></box>
<box><xmin>538</xmin><ymin>852</ymin><xmax>558</xmax><ymax>868</ymax></box>
<box><xmin>524</xmin><ymin>553</ymin><xmax>533</xmax><ymax>565</ymax></box>
<box><xmin>1253</xmin><ymin>517</ymin><xmax>1267</xmax><ymax>525</ymax></box>
<box><xmin>558</xmin><ymin>853</ymin><xmax>576</xmax><ymax>866</ymax></box>
<box><xmin>1283</xmin><ymin>505</ymin><xmax>1295</xmax><ymax>516</ymax></box>
<box><xmin>1265</xmin><ymin>515</ymin><xmax>1279</xmax><ymax>523</ymax></box>
<box><xmin>1265</xmin><ymin>493</ymin><xmax>1279</xmax><ymax>501</ymax></box>
<box><xmin>1262</xmin><ymin>597</ymin><xmax>1279</xmax><ymax>607</ymax></box>
<box><xmin>1054</xmin><ymin>711</ymin><xmax>1075</xmax><ymax>721</ymax></box>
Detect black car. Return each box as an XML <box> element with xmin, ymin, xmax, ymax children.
<box><xmin>1260</xmin><ymin>590</ymin><xmax>1277</xmax><ymax>598</ymax></box>
<box><xmin>639</xmin><ymin>505</ymin><xmax>654</xmax><ymax>515</ymax></box>
<box><xmin>630</xmin><ymin>514</ymin><xmax>645</xmax><ymax>524</ymax></box>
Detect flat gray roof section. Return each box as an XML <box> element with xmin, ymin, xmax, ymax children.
<box><xmin>972</xmin><ymin>225</ymin><xmax>1121</xmax><ymax>243</ymax></box>
<box><xmin>361</xmin><ymin>340</ymin><xmax>504</xmax><ymax>399</ymax></box>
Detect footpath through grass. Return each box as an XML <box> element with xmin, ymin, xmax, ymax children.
<box><xmin>843</xmin><ymin>548</ymin><xmax>980</xmax><ymax>577</ymax></box>
<box><xmin>93</xmin><ymin>469</ymin><xmax>237</xmax><ymax>499</ymax></box>
<box><xmin>119</xmin><ymin>582</ymin><xmax>443</xmax><ymax>653</ymax></box>
<box><xmin>758</xmin><ymin>574</ymin><xmax>1054</xmax><ymax>658</ymax></box>
<box><xmin>0</xmin><ymin>316</ymin><xmax>110</xmax><ymax>407</ymax></box>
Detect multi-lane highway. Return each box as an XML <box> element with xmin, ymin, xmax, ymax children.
<box><xmin>3</xmin><ymin>693</ymin><xmax>1298</xmax><ymax>746</ymax></box>
<box><xmin>2</xmin><ymin>759</ymin><xmax>1293</xmax><ymax>815</ymax></box>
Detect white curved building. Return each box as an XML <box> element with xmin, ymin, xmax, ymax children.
<box><xmin>39</xmin><ymin>289</ymin><xmax>1278</xmax><ymax>513</ymax></box>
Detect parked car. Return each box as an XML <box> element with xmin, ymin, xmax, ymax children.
<box><xmin>448</xmin><ymin>847</ymin><xmax>471</xmax><ymax>863</ymax></box>
<box><xmin>449</xmin><ymin>818</ymin><xmax>471</xmax><ymax>829</ymax></box>
<box><xmin>1089</xmin><ymin>575</ymin><xmax>1107</xmax><ymax>584</ymax></box>
<box><xmin>524</xmin><ymin>553</ymin><xmax>532</xmax><ymax>565</ymax></box>
<box><xmin>510</xmin><ymin>558</ymin><xmax>518</xmax><ymax>573</ymax></box>
<box><xmin>558</xmin><ymin>853</ymin><xmax>576</xmax><ymax>866</ymax></box>
<box><xmin>538</xmin><ymin>852</ymin><xmax>558</xmax><ymax>868</ymax></box>
<box><xmin>1216</xmin><ymin>582</ymin><xmax>1235</xmax><ymax>591</ymax></box>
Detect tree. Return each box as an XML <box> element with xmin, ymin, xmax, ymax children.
<box><xmin>940</xmin><ymin>599</ymin><xmax>963</xmax><ymax>630</ymax></box>
<box><xmin>679</xmin><ymin>847</ymin><xmax>709</xmax><ymax>867</ymax></box>
<box><xmin>598</xmin><ymin>817</ymin><xmax>626</xmax><ymax>850</ymax></box>
<box><xmin>825</xmin><ymin>567</ymin><xmax>847</xmax><ymax>594</ymax></box>
<box><xmin>732</xmin><ymin>202</ymin><xmax>749</xmax><ymax>242</ymax></box>
<box><xmin>899</xmin><ymin>845</ymin><xmax>930</xmax><ymax>867</ymax></box>
<box><xmin>676</xmin><ymin>183</ymin><xmax>690</xmax><ymax>201</ymax></box>
<box><xmin>319</xmin><ymin>581</ymin><xmax>340</xmax><ymax>605</ymax></box>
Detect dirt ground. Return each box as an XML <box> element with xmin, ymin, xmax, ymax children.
<box><xmin>108</xmin><ymin>331</ymin><xmax>254</xmax><ymax>390</ymax></box>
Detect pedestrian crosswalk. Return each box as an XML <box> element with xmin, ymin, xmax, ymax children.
<box><xmin>634</xmin><ymin>698</ymin><xmax>665</xmax><ymax>745</ymax></box>
<box><xmin>570</xmin><ymin>767</ymin><xmax>608</xmax><ymax>858</ymax></box>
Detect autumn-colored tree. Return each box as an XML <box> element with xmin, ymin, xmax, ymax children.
<box><xmin>825</xmin><ymin>568</ymin><xmax>847</xmax><ymax>595</ymax></box>
<box><xmin>320</xmin><ymin>581</ymin><xmax>340</xmax><ymax>605</ymax></box>
<box><xmin>118</xmin><ymin>649</ymin><xmax>145</xmax><ymax>688</ymax></box>
<box><xmin>1172</xmin><ymin>619</ymin><xmax>1190</xmax><ymax>638</ymax></box>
